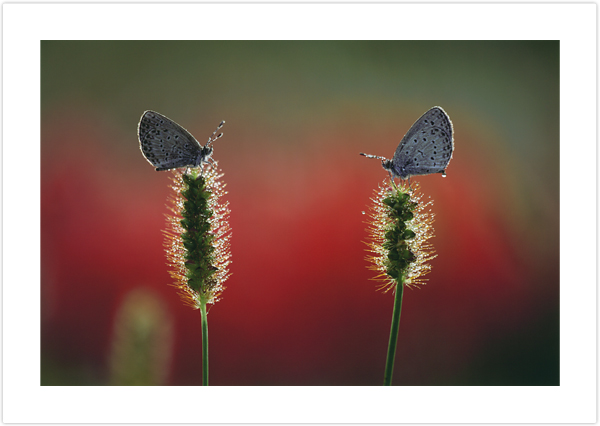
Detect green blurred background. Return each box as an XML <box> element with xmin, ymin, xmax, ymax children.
<box><xmin>41</xmin><ymin>41</ymin><xmax>559</xmax><ymax>385</ymax></box>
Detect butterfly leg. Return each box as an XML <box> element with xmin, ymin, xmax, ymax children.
<box><xmin>197</xmin><ymin>158</ymin><xmax>215</xmax><ymax>177</ymax></box>
<box><xmin>207</xmin><ymin>157</ymin><xmax>217</xmax><ymax>171</ymax></box>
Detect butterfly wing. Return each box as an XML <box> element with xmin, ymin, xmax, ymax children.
<box><xmin>391</xmin><ymin>106</ymin><xmax>454</xmax><ymax>179</ymax></box>
<box><xmin>138</xmin><ymin>110</ymin><xmax>203</xmax><ymax>171</ymax></box>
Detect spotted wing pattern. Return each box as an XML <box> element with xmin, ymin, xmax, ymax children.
<box><xmin>138</xmin><ymin>111</ymin><xmax>203</xmax><ymax>171</ymax></box>
<box><xmin>391</xmin><ymin>106</ymin><xmax>454</xmax><ymax>179</ymax></box>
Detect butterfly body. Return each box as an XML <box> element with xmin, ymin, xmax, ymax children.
<box><xmin>138</xmin><ymin>110</ymin><xmax>223</xmax><ymax>172</ymax></box>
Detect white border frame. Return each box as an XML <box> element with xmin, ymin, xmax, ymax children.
<box><xmin>3</xmin><ymin>3</ymin><xmax>596</xmax><ymax>423</ymax></box>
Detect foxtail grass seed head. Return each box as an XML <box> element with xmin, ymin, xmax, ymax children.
<box><xmin>163</xmin><ymin>164</ymin><xmax>231</xmax><ymax>309</ymax></box>
<box><xmin>365</xmin><ymin>180</ymin><xmax>437</xmax><ymax>292</ymax></box>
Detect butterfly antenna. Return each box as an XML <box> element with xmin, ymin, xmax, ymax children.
<box><xmin>206</xmin><ymin>120</ymin><xmax>225</xmax><ymax>147</ymax></box>
<box><xmin>360</xmin><ymin>152</ymin><xmax>388</xmax><ymax>161</ymax></box>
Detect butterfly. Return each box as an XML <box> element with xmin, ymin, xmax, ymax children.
<box><xmin>138</xmin><ymin>110</ymin><xmax>224</xmax><ymax>172</ymax></box>
<box><xmin>361</xmin><ymin>106</ymin><xmax>454</xmax><ymax>180</ymax></box>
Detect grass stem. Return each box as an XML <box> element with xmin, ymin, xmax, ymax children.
<box><xmin>200</xmin><ymin>300</ymin><xmax>209</xmax><ymax>386</ymax></box>
<box><xmin>383</xmin><ymin>279</ymin><xmax>404</xmax><ymax>386</ymax></box>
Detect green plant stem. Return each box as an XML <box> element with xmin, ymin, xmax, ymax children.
<box><xmin>383</xmin><ymin>278</ymin><xmax>405</xmax><ymax>386</ymax></box>
<box><xmin>200</xmin><ymin>300</ymin><xmax>209</xmax><ymax>386</ymax></box>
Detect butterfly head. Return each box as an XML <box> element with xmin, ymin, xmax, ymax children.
<box><xmin>197</xmin><ymin>145</ymin><xmax>214</xmax><ymax>166</ymax></box>
<box><xmin>381</xmin><ymin>159</ymin><xmax>394</xmax><ymax>173</ymax></box>
<box><xmin>381</xmin><ymin>158</ymin><xmax>407</xmax><ymax>179</ymax></box>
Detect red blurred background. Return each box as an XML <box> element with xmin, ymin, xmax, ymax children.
<box><xmin>41</xmin><ymin>41</ymin><xmax>559</xmax><ymax>385</ymax></box>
